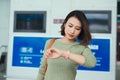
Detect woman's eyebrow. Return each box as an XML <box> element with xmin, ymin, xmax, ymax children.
<box><xmin>68</xmin><ymin>23</ymin><xmax>73</xmax><ymax>25</ymax></box>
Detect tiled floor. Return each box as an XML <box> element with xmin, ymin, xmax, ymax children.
<box><xmin>0</xmin><ymin>73</ymin><xmax>6</xmax><ymax>80</ymax></box>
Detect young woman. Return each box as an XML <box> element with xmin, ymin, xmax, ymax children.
<box><xmin>37</xmin><ymin>10</ymin><xmax>96</xmax><ymax>80</ymax></box>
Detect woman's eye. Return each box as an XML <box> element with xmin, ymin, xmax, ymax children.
<box><xmin>76</xmin><ymin>28</ymin><xmax>80</xmax><ymax>30</ymax></box>
<box><xmin>69</xmin><ymin>25</ymin><xmax>72</xmax><ymax>28</ymax></box>
<box><xmin>76</xmin><ymin>27</ymin><xmax>81</xmax><ymax>30</ymax></box>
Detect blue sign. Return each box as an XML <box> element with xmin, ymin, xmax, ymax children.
<box><xmin>78</xmin><ymin>39</ymin><xmax>110</xmax><ymax>72</ymax></box>
<box><xmin>12</xmin><ymin>36</ymin><xmax>50</xmax><ymax>67</ymax></box>
<box><xmin>12</xmin><ymin>37</ymin><xmax>110</xmax><ymax>71</ymax></box>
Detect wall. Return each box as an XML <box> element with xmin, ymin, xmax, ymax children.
<box><xmin>0</xmin><ymin>0</ymin><xmax>10</xmax><ymax>46</ymax></box>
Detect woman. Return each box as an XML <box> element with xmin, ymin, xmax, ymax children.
<box><xmin>37</xmin><ymin>10</ymin><xmax>96</xmax><ymax>80</ymax></box>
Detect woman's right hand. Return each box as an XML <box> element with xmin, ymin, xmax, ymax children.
<box><xmin>44</xmin><ymin>48</ymin><xmax>63</xmax><ymax>59</ymax></box>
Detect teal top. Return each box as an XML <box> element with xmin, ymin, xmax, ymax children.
<box><xmin>37</xmin><ymin>39</ymin><xmax>96</xmax><ymax>80</ymax></box>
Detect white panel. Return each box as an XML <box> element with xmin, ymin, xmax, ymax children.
<box><xmin>49</xmin><ymin>0</ymin><xmax>72</xmax><ymax>36</ymax></box>
<box><xmin>71</xmin><ymin>0</ymin><xmax>116</xmax><ymax>11</ymax></box>
<box><xmin>11</xmin><ymin>0</ymin><xmax>51</xmax><ymax>10</ymax></box>
<box><xmin>0</xmin><ymin>29</ymin><xmax>9</xmax><ymax>45</ymax></box>
<box><xmin>0</xmin><ymin>0</ymin><xmax>10</xmax><ymax>45</ymax></box>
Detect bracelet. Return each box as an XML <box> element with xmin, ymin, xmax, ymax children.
<box><xmin>64</xmin><ymin>51</ymin><xmax>71</xmax><ymax>59</ymax></box>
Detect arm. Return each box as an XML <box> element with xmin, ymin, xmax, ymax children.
<box><xmin>63</xmin><ymin>48</ymin><xmax>96</xmax><ymax>68</ymax></box>
<box><xmin>80</xmin><ymin>48</ymin><xmax>96</xmax><ymax>68</ymax></box>
<box><xmin>45</xmin><ymin>47</ymin><xmax>96</xmax><ymax>68</ymax></box>
<box><xmin>63</xmin><ymin>50</ymin><xmax>86</xmax><ymax>65</ymax></box>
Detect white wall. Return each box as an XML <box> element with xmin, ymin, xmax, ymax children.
<box><xmin>0</xmin><ymin>0</ymin><xmax>10</xmax><ymax>46</ymax></box>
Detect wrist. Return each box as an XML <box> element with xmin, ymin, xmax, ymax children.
<box><xmin>62</xmin><ymin>50</ymin><xmax>71</xmax><ymax>59</ymax></box>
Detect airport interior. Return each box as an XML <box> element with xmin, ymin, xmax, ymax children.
<box><xmin>0</xmin><ymin>0</ymin><xmax>120</xmax><ymax>80</ymax></box>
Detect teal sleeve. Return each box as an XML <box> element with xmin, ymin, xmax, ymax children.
<box><xmin>81</xmin><ymin>47</ymin><xmax>96</xmax><ymax>68</ymax></box>
<box><xmin>36</xmin><ymin>39</ymin><xmax>50</xmax><ymax>80</ymax></box>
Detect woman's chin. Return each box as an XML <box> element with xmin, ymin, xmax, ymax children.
<box><xmin>66</xmin><ymin>36</ymin><xmax>74</xmax><ymax>40</ymax></box>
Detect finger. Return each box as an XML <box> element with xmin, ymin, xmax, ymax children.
<box><xmin>44</xmin><ymin>51</ymin><xmax>48</xmax><ymax>58</ymax></box>
<box><xmin>45</xmin><ymin>50</ymin><xmax>53</xmax><ymax>58</ymax></box>
<box><xmin>50</xmin><ymin>48</ymin><xmax>57</xmax><ymax>53</ymax></box>
<box><xmin>44</xmin><ymin>50</ymin><xmax>50</xmax><ymax>58</ymax></box>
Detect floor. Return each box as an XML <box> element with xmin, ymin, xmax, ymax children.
<box><xmin>116</xmin><ymin>62</ymin><xmax>120</xmax><ymax>80</ymax></box>
<box><xmin>0</xmin><ymin>64</ymin><xmax>6</xmax><ymax>80</ymax></box>
<box><xmin>0</xmin><ymin>53</ymin><xmax>6</xmax><ymax>80</ymax></box>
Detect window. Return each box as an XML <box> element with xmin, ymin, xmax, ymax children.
<box><xmin>14</xmin><ymin>11</ymin><xmax>46</xmax><ymax>33</ymax></box>
<box><xmin>83</xmin><ymin>10</ymin><xmax>111</xmax><ymax>33</ymax></box>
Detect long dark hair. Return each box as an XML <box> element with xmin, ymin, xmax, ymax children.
<box><xmin>60</xmin><ymin>10</ymin><xmax>91</xmax><ymax>46</ymax></box>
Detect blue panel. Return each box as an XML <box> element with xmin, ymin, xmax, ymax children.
<box><xmin>12</xmin><ymin>37</ymin><xmax>110</xmax><ymax>72</ymax></box>
<box><xmin>78</xmin><ymin>39</ymin><xmax>110</xmax><ymax>72</ymax></box>
<box><xmin>12</xmin><ymin>36</ymin><xmax>50</xmax><ymax>68</ymax></box>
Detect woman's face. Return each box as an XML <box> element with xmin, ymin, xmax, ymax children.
<box><xmin>64</xmin><ymin>16</ymin><xmax>82</xmax><ymax>40</ymax></box>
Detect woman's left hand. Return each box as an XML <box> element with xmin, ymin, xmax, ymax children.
<box><xmin>44</xmin><ymin>48</ymin><xmax>63</xmax><ymax>59</ymax></box>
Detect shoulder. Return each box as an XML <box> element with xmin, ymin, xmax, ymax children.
<box><xmin>44</xmin><ymin>39</ymin><xmax>51</xmax><ymax>47</ymax></box>
<box><xmin>44</xmin><ymin>39</ymin><xmax>53</xmax><ymax>49</ymax></box>
<box><xmin>73</xmin><ymin>43</ymin><xmax>87</xmax><ymax>49</ymax></box>
<box><xmin>45</xmin><ymin>38</ymin><xmax>56</xmax><ymax>46</ymax></box>
<box><xmin>76</xmin><ymin>44</ymin><xmax>92</xmax><ymax>53</ymax></box>
<box><xmin>81</xmin><ymin>46</ymin><xmax>93</xmax><ymax>55</ymax></box>
<box><xmin>79</xmin><ymin>45</ymin><xmax>91</xmax><ymax>52</ymax></box>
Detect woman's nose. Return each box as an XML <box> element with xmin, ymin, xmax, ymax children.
<box><xmin>70</xmin><ymin>28</ymin><xmax>75</xmax><ymax>34</ymax></box>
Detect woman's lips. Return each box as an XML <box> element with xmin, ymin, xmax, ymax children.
<box><xmin>68</xmin><ymin>33</ymin><xmax>74</xmax><ymax>38</ymax></box>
